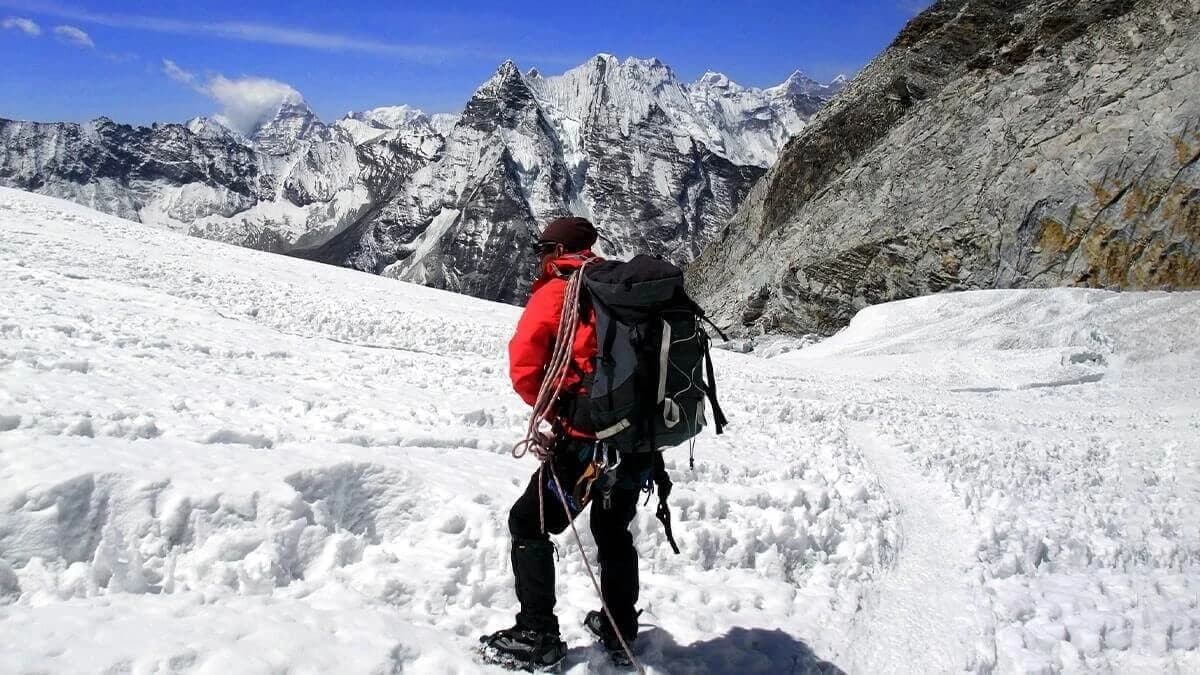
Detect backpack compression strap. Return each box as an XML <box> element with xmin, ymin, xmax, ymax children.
<box><xmin>703</xmin><ymin>340</ymin><xmax>728</xmax><ymax>435</ymax></box>
<box><xmin>688</xmin><ymin>300</ymin><xmax>728</xmax><ymax>436</ymax></box>
<box><xmin>652</xmin><ymin>453</ymin><xmax>680</xmax><ymax>555</ymax></box>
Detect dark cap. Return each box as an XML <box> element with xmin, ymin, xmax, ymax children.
<box><xmin>538</xmin><ymin>216</ymin><xmax>597</xmax><ymax>253</ymax></box>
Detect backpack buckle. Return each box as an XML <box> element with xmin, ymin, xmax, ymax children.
<box><xmin>662</xmin><ymin>398</ymin><xmax>681</xmax><ymax>428</ymax></box>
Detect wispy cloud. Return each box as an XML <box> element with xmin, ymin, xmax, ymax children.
<box><xmin>1</xmin><ymin>1</ymin><xmax>460</xmax><ymax>60</ymax></box>
<box><xmin>162</xmin><ymin>58</ymin><xmax>198</xmax><ymax>88</ymax></box>
<box><xmin>1</xmin><ymin>15</ymin><xmax>39</xmax><ymax>35</ymax></box>
<box><xmin>53</xmin><ymin>23</ymin><xmax>93</xmax><ymax>47</ymax></box>
<box><xmin>161</xmin><ymin>59</ymin><xmax>303</xmax><ymax>135</ymax></box>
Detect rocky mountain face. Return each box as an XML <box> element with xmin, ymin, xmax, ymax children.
<box><xmin>0</xmin><ymin>108</ymin><xmax>384</xmax><ymax>253</ymax></box>
<box><xmin>0</xmin><ymin>55</ymin><xmax>841</xmax><ymax>304</ymax></box>
<box><xmin>314</xmin><ymin>56</ymin><xmax>794</xmax><ymax>302</ymax></box>
<box><xmin>689</xmin><ymin>0</ymin><xmax>1200</xmax><ymax>335</ymax></box>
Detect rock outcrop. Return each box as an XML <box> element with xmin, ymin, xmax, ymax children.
<box><xmin>689</xmin><ymin>0</ymin><xmax>1200</xmax><ymax>335</ymax></box>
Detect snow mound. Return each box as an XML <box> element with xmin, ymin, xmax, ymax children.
<box><xmin>789</xmin><ymin>288</ymin><xmax>1199</xmax><ymax>393</ymax></box>
<box><xmin>795</xmin><ymin>288</ymin><xmax>1197</xmax><ymax>362</ymax></box>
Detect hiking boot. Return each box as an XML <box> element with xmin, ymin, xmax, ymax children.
<box><xmin>479</xmin><ymin>625</ymin><xmax>567</xmax><ymax>670</ymax></box>
<box><xmin>583</xmin><ymin>610</ymin><xmax>635</xmax><ymax>666</ymax></box>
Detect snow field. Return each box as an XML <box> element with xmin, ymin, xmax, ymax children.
<box><xmin>0</xmin><ymin>188</ymin><xmax>890</xmax><ymax>673</ymax></box>
<box><xmin>2</xmin><ymin>188</ymin><xmax>1197</xmax><ymax>673</ymax></box>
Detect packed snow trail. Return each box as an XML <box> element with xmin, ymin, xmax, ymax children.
<box><xmin>845</xmin><ymin>427</ymin><xmax>979</xmax><ymax>673</ymax></box>
<box><xmin>2</xmin><ymin>188</ymin><xmax>1199</xmax><ymax>673</ymax></box>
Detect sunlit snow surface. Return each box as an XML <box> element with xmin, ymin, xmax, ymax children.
<box><xmin>1</xmin><ymin>187</ymin><xmax>1198</xmax><ymax>673</ymax></box>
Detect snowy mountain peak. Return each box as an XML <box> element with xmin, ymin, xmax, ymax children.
<box><xmin>455</xmin><ymin>59</ymin><xmax>540</xmax><ymax>137</ymax></box>
<box><xmin>776</xmin><ymin>69</ymin><xmax>825</xmax><ymax>95</ymax></box>
<box><xmin>252</xmin><ymin>99</ymin><xmax>326</xmax><ymax>154</ymax></box>
<box><xmin>184</xmin><ymin>116</ymin><xmax>219</xmax><ymax>134</ymax></box>
<box><xmin>273</xmin><ymin>99</ymin><xmax>320</xmax><ymax>124</ymax></box>
<box><xmin>625</xmin><ymin>55</ymin><xmax>667</xmax><ymax>70</ymax></box>
<box><xmin>344</xmin><ymin>105</ymin><xmax>427</xmax><ymax>129</ymax></box>
<box><xmin>470</xmin><ymin>60</ymin><xmax>531</xmax><ymax>105</ymax></box>
<box><xmin>428</xmin><ymin>113</ymin><xmax>459</xmax><ymax>137</ymax></box>
<box><xmin>692</xmin><ymin>71</ymin><xmax>743</xmax><ymax>92</ymax></box>
<box><xmin>89</xmin><ymin>116</ymin><xmax>118</xmax><ymax>130</ymax></box>
<box><xmin>492</xmin><ymin>60</ymin><xmax>523</xmax><ymax>82</ymax></box>
<box><xmin>331</xmin><ymin>105</ymin><xmax>460</xmax><ymax>157</ymax></box>
<box><xmin>0</xmin><ymin>53</ymin><xmax>841</xmax><ymax>302</ymax></box>
<box><xmin>184</xmin><ymin>116</ymin><xmax>244</xmax><ymax>143</ymax></box>
<box><xmin>465</xmin><ymin>60</ymin><xmax>532</xmax><ymax>105</ymax></box>
<box><xmin>782</xmin><ymin>69</ymin><xmax>816</xmax><ymax>83</ymax></box>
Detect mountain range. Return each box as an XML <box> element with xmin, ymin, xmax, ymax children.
<box><xmin>0</xmin><ymin>55</ymin><xmax>844</xmax><ymax>303</ymax></box>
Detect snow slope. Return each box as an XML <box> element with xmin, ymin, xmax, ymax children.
<box><xmin>1</xmin><ymin>188</ymin><xmax>1198</xmax><ymax>673</ymax></box>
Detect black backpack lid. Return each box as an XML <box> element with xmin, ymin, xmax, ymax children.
<box><xmin>583</xmin><ymin>255</ymin><xmax>684</xmax><ymax>311</ymax></box>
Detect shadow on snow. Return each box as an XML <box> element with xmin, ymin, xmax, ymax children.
<box><xmin>568</xmin><ymin>626</ymin><xmax>845</xmax><ymax>674</ymax></box>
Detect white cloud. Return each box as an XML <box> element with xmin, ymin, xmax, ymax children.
<box><xmin>53</xmin><ymin>24</ymin><xmax>93</xmax><ymax>48</ymax></box>
<box><xmin>206</xmin><ymin>75</ymin><xmax>302</xmax><ymax>134</ymax></box>
<box><xmin>0</xmin><ymin>1</ymin><xmax>578</xmax><ymax>65</ymax></box>
<box><xmin>0</xmin><ymin>2</ymin><xmax>457</xmax><ymax>60</ymax></box>
<box><xmin>1</xmin><ymin>16</ymin><xmax>39</xmax><ymax>35</ymax></box>
<box><xmin>161</xmin><ymin>59</ymin><xmax>302</xmax><ymax>136</ymax></box>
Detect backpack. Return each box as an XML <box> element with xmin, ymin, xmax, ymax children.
<box><xmin>580</xmin><ymin>255</ymin><xmax>727</xmax><ymax>459</ymax></box>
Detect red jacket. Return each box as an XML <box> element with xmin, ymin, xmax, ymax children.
<box><xmin>508</xmin><ymin>253</ymin><xmax>598</xmax><ymax>430</ymax></box>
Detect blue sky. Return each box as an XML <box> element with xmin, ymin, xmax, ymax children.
<box><xmin>0</xmin><ymin>1</ymin><xmax>929</xmax><ymax>127</ymax></box>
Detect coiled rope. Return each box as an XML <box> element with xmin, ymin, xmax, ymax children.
<box><xmin>510</xmin><ymin>257</ymin><xmax>644</xmax><ymax>673</ymax></box>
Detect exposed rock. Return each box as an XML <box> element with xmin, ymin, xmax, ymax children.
<box><xmin>689</xmin><ymin>0</ymin><xmax>1200</xmax><ymax>335</ymax></box>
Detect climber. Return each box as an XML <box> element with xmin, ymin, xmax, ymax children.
<box><xmin>479</xmin><ymin>216</ymin><xmax>652</xmax><ymax>670</ymax></box>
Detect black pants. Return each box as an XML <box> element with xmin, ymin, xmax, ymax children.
<box><xmin>508</xmin><ymin>441</ymin><xmax>652</xmax><ymax>639</ymax></box>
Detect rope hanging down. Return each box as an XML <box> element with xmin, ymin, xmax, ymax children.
<box><xmin>509</xmin><ymin>257</ymin><xmax>645</xmax><ymax>674</ymax></box>
<box><xmin>546</xmin><ymin>462</ymin><xmax>644</xmax><ymax>674</ymax></box>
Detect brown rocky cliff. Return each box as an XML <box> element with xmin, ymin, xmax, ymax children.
<box><xmin>689</xmin><ymin>0</ymin><xmax>1200</xmax><ymax>335</ymax></box>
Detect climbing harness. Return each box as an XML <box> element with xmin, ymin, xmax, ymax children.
<box><xmin>574</xmin><ymin>444</ymin><xmax>620</xmax><ymax>507</ymax></box>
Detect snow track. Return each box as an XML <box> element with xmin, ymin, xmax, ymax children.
<box><xmin>846</xmin><ymin>426</ymin><xmax>979</xmax><ymax>673</ymax></box>
<box><xmin>2</xmin><ymin>188</ymin><xmax>1199</xmax><ymax>673</ymax></box>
